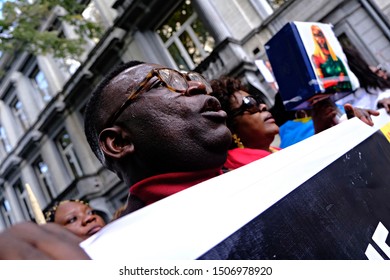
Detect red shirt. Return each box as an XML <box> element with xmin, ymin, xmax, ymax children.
<box><xmin>224</xmin><ymin>147</ymin><xmax>280</xmax><ymax>170</ymax></box>
<box><xmin>130</xmin><ymin>168</ymin><xmax>222</xmax><ymax>205</ymax></box>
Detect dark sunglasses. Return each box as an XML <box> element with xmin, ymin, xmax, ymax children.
<box><xmin>230</xmin><ymin>95</ymin><xmax>265</xmax><ymax>118</ymax></box>
<box><xmin>104</xmin><ymin>68</ymin><xmax>212</xmax><ymax>128</ymax></box>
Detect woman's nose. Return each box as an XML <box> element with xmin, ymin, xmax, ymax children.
<box><xmin>186</xmin><ymin>80</ymin><xmax>209</xmax><ymax>96</ymax></box>
<box><xmin>259</xmin><ymin>103</ymin><xmax>268</xmax><ymax>112</ymax></box>
<box><xmin>82</xmin><ymin>214</ymin><xmax>96</xmax><ymax>226</ymax></box>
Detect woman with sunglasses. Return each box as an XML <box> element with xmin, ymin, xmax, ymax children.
<box><xmin>210</xmin><ymin>76</ymin><xmax>280</xmax><ymax>170</ymax></box>
<box><xmin>211</xmin><ymin>76</ymin><xmax>379</xmax><ymax>171</ymax></box>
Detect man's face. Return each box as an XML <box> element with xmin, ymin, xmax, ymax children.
<box><xmin>103</xmin><ymin>63</ymin><xmax>232</xmax><ymax>172</ymax></box>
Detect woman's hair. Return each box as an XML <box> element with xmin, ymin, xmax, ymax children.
<box><xmin>44</xmin><ymin>199</ymin><xmax>89</xmax><ymax>222</ymax></box>
<box><xmin>342</xmin><ymin>45</ymin><xmax>390</xmax><ymax>92</ymax></box>
<box><xmin>210</xmin><ymin>76</ymin><xmax>248</xmax><ymax>130</ymax></box>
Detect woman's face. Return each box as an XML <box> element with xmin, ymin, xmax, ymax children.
<box><xmin>312</xmin><ymin>26</ymin><xmax>327</xmax><ymax>49</ymax></box>
<box><xmin>230</xmin><ymin>90</ymin><xmax>279</xmax><ymax>149</ymax></box>
<box><xmin>54</xmin><ymin>201</ymin><xmax>106</xmax><ymax>240</ymax></box>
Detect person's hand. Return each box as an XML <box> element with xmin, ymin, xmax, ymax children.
<box><xmin>343</xmin><ymin>103</ymin><xmax>380</xmax><ymax>126</ymax></box>
<box><xmin>0</xmin><ymin>222</ymin><xmax>91</xmax><ymax>259</ymax></box>
<box><xmin>311</xmin><ymin>98</ymin><xmax>340</xmax><ymax>134</ymax></box>
<box><xmin>377</xmin><ymin>97</ymin><xmax>390</xmax><ymax>113</ymax></box>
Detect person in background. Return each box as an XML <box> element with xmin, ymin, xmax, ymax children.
<box><xmin>112</xmin><ymin>204</ymin><xmax>128</xmax><ymax>221</ymax></box>
<box><xmin>45</xmin><ymin>199</ymin><xmax>106</xmax><ymax>240</ymax></box>
<box><xmin>370</xmin><ymin>64</ymin><xmax>388</xmax><ymax>80</ymax></box>
<box><xmin>337</xmin><ymin>45</ymin><xmax>390</xmax><ymax>112</ymax></box>
<box><xmin>280</xmin><ymin>97</ymin><xmax>379</xmax><ymax>148</ymax></box>
<box><xmin>277</xmin><ymin>45</ymin><xmax>385</xmax><ymax>148</ymax></box>
<box><xmin>211</xmin><ymin>76</ymin><xmax>379</xmax><ymax>165</ymax></box>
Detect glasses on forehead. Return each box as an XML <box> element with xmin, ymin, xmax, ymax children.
<box><xmin>105</xmin><ymin>68</ymin><xmax>212</xmax><ymax>127</ymax></box>
<box><xmin>230</xmin><ymin>95</ymin><xmax>264</xmax><ymax>118</ymax></box>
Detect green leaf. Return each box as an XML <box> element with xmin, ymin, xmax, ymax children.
<box><xmin>0</xmin><ymin>0</ymin><xmax>103</xmax><ymax>59</ymax></box>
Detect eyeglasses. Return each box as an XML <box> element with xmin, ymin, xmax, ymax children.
<box><xmin>230</xmin><ymin>95</ymin><xmax>264</xmax><ymax>118</ymax></box>
<box><xmin>105</xmin><ymin>68</ymin><xmax>212</xmax><ymax>127</ymax></box>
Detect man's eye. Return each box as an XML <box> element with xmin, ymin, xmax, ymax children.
<box><xmin>151</xmin><ymin>80</ymin><xmax>164</xmax><ymax>89</ymax></box>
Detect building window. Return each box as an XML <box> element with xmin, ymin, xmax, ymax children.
<box><xmin>0</xmin><ymin>195</ymin><xmax>13</xmax><ymax>227</ymax></box>
<box><xmin>30</xmin><ymin>66</ymin><xmax>52</xmax><ymax>104</ymax></box>
<box><xmin>250</xmin><ymin>0</ymin><xmax>288</xmax><ymax>18</ymax></box>
<box><xmin>56</xmin><ymin>30</ymin><xmax>81</xmax><ymax>75</ymax></box>
<box><xmin>59</xmin><ymin>57</ymin><xmax>81</xmax><ymax>75</ymax></box>
<box><xmin>11</xmin><ymin>97</ymin><xmax>30</xmax><ymax>131</ymax></box>
<box><xmin>13</xmin><ymin>179</ymin><xmax>34</xmax><ymax>221</ymax></box>
<box><xmin>0</xmin><ymin>125</ymin><xmax>12</xmax><ymax>154</ymax></box>
<box><xmin>82</xmin><ymin>1</ymin><xmax>103</xmax><ymax>42</ymax></box>
<box><xmin>48</xmin><ymin>17</ymin><xmax>82</xmax><ymax>75</ymax></box>
<box><xmin>56</xmin><ymin>129</ymin><xmax>83</xmax><ymax>178</ymax></box>
<box><xmin>33</xmin><ymin>156</ymin><xmax>55</xmax><ymax>201</ymax></box>
<box><xmin>266</xmin><ymin>0</ymin><xmax>289</xmax><ymax>10</ymax></box>
<box><xmin>156</xmin><ymin>0</ymin><xmax>215</xmax><ymax>70</ymax></box>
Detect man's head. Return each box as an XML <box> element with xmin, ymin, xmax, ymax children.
<box><xmin>84</xmin><ymin>61</ymin><xmax>231</xmax><ymax>185</ymax></box>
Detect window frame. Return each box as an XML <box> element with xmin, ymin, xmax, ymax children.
<box><xmin>156</xmin><ymin>1</ymin><xmax>215</xmax><ymax>70</ymax></box>
<box><xmin>0</xmin><ymin>191</ymin><xmax>13</xmax><ymax>227</ymax></box>
<box><xmin>29</xmin><ymin>65</ymin><xmax>52</xmax><ymax>104</ymax></box>
<box><xmin>10</xmin><ymin>96</ymin><xmax>30</xmax><ymax>132</ymax></box>
<box><xmin>33</xmin><ymin>156</ymin><xmax>56</xmax><ymax>201</ymax></box>
<box><xmin>0</xmin><ymin>125</ymin><xmax>12</xmax><ymax>156</ymax></box>
<box><xmin>12</xmin><ymin>179</ymin><xmax>34</xmax><ymax>221</ymax></box>
<box><xmin>56</xmin><ymin>129</ymin><xmax>84</xmax><ymax>179</ymax></box>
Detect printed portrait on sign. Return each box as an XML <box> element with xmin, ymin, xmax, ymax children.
<box><xmin>294</xmin><ymin>22</ymin><xmax>359</xmax><ymax>93</ymax></box>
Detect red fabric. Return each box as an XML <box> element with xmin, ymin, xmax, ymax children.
<box><xmin>224</xmin><ymin>147</ymin><xmax>281</xmax><ymax>170</ymax></box>
<box><xmin>130</xmin><ymin>169</ymin><xmax>222</xmax><ymax>205</ymax></box>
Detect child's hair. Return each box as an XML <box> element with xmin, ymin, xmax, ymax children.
<box><xmin>44</xmin><ymin>199</ymin><xmax>89</xmax><ymax>222</ymax></box>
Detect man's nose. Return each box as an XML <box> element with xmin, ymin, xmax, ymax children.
<box><xmin>186</xmin><ymin>80</ymin><xmax>209</xmax><ymax>96</ymax></box>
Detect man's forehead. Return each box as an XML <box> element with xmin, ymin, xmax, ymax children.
<box><xmin>103</xmin><ymin>63</ymin><xmax>155</xmax><ymax>97</ymax></box>
<box><xmin>112</xmin><ymin>63</ymin><xmax>162</xmax><ymax>85</ymax></box>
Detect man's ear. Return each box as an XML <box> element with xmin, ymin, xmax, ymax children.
<box><xmin>99</xmin><ymin>127</ymin><xmax>134</xmax><ymax>159</ymax></box>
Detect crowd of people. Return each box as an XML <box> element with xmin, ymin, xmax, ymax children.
<box><xmin>0</xmin><ymin>39</ymin><xmax>388</xmax><ymax>259</ymax></box>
